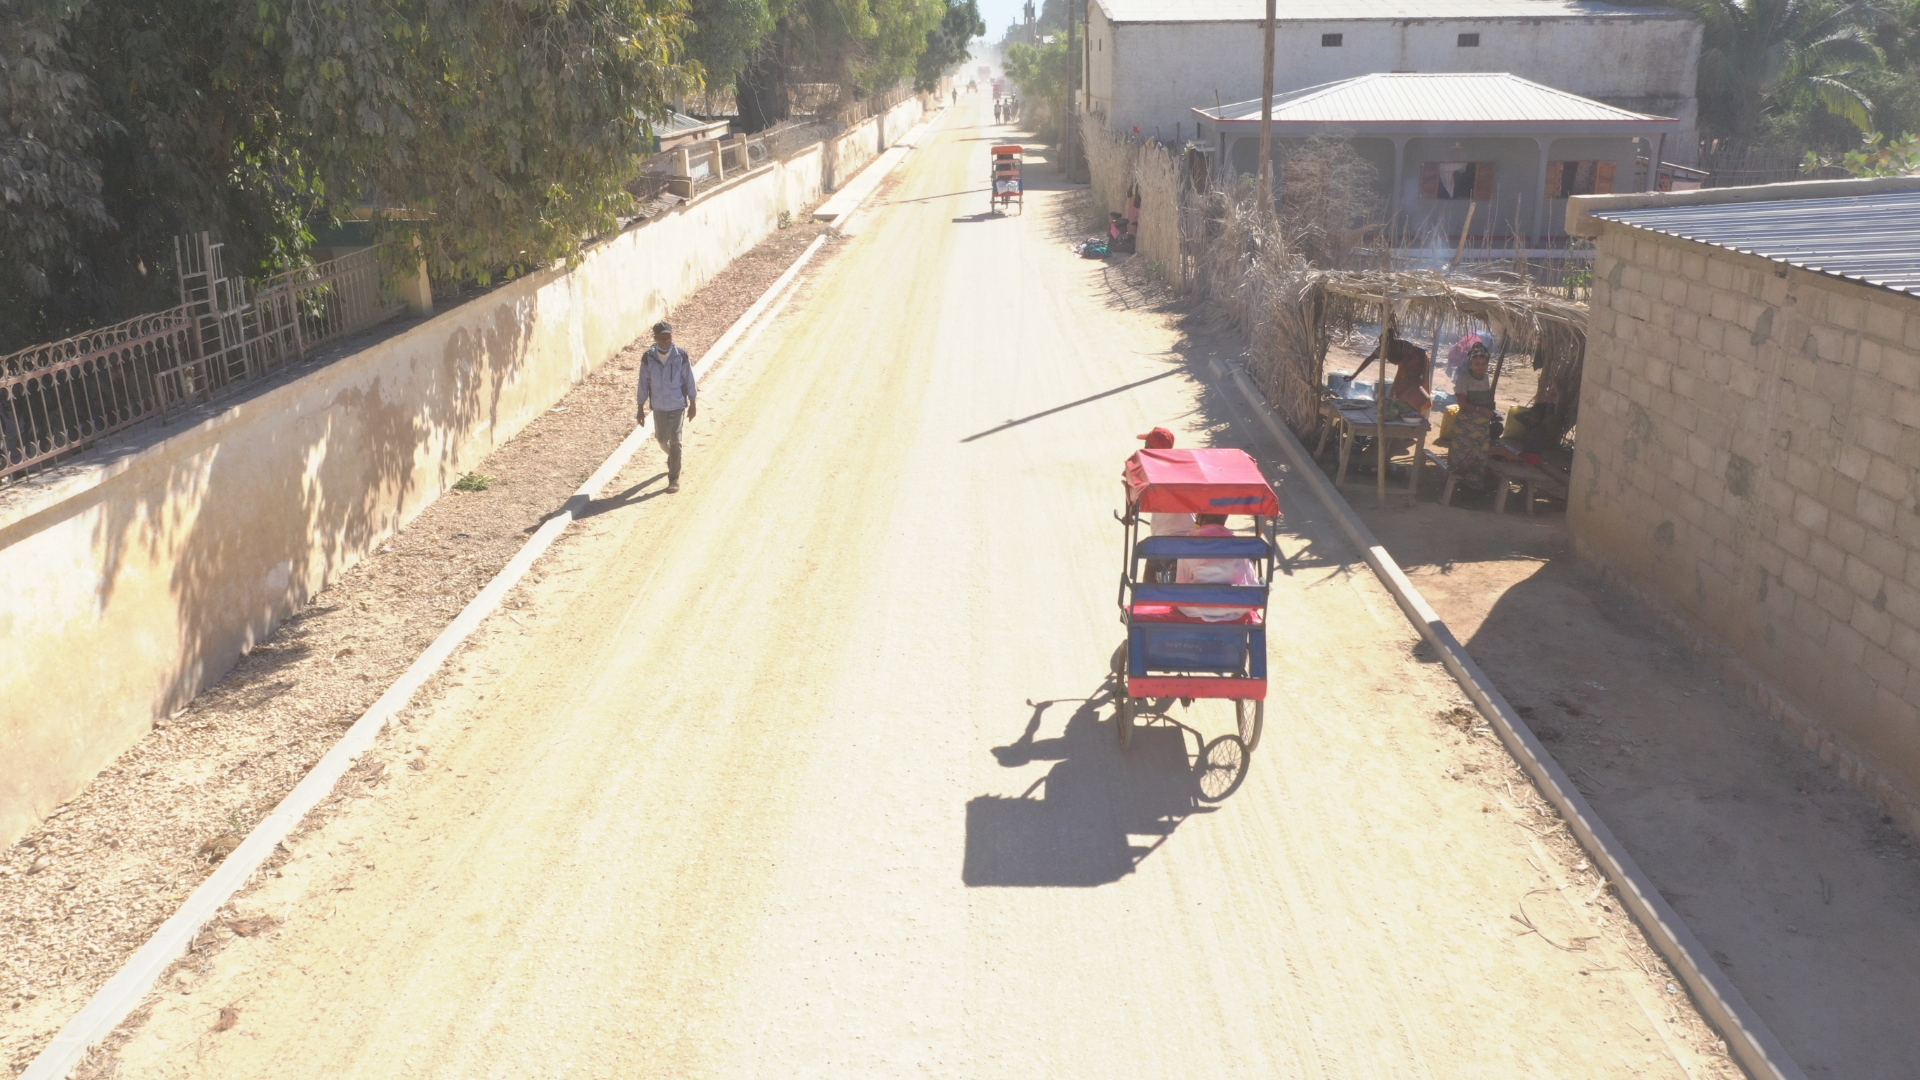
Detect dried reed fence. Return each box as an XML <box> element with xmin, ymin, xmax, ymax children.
<box><xmin>1083</xmin><ymin>124</ymin><xmax>1185</xmax><ymax>291</ymax></box>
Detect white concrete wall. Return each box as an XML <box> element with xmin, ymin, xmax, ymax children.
<box><xmin>1088</xmin><ymin>3</ymin><xmax>1701</xmax><ymax>158</ymax></box>
<box><xmin>825</xmin><ymin>94</ymin><xmax>929</xmax><ymax>189</ymax></box>
<box><xmin>0</xmin><ymin>148</ymin><xmax>826</xmax><ymax>848</ymax></box>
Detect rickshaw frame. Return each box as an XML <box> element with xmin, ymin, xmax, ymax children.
<box><xmin>1113</xmin><ymin>448</ymin><xmax>1280</xmax><ymax>765</ymax></box>
<box><xmin>989</xmin><ymin>144</ymin><xmax>1024</xmax><ymax>215</ymax></box>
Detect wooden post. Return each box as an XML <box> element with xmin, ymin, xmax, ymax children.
<box><xmin>1064</xmin><ymin>0</ymin><xmax>1077</xmax><ymax>176</ymax></box>
<box><xmin>398</xmin><ymin>235</ymin><xmax>433</xmax><ymax>317</ymax></box>
<box><xmin>1377</xmin><ymin>293</ymin><xmax>1391</xmax><ymax>508</ymax></box>
<box><xmin>1426</xmin><ymin>318</ymin><xmax>1443</xmax><ymax>404</ymax></box>
<box><xmin>1451</xmin><ymin>201</ymin><xmax>1477</xmax><ymax>267</ymax></box>
<box><xmin>1256</xmin><ymin>0</ymin><xmax>1276</xmax><ymax>216</ymax></box>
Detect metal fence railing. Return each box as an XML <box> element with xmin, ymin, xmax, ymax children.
<box><xmin>1</xmin><ymin>240</ymin><xmax>403</xmax><ymax>486</ymax></box>
<box><xmin>761</xmin><ymin>117</ymin><xmax>841</xmax><ymax>160</ymax></box>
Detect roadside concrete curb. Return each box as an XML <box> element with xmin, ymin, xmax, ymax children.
<box><xmin>1210</xmin><ymin>357</ymin><xmax>1808</xmax><ymax>1080</ymax></box>
<box><xmin>19</xmin><ymin>234</ymin><xmax>830</xmax><ymax>1080</ymax></box>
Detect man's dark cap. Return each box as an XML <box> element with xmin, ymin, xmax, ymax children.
<box><xmin>652</xmin><ymin>321</ymin><xmax>673</xmax><ymax>334</ymax></box>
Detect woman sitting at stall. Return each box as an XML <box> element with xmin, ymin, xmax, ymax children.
<box><xmin>1448</xmin><ymin>342</ymin><xmax>1498</xmax><ymax>490</ymax></box>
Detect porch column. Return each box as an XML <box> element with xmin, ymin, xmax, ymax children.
<box><xmin>1530</xmin><ymin>137</ymin><xmax>1553</xmax><ymax>247</ymax></box>
<box><xmin>1386</xmin><ymin>136</ymin><xmax>1409</xmax><ymax>245</ymax></box>
<box><xmin>1646</xmin><ymin>132</ymin><xmax>1667</xmax><ymax>191</ymax></box>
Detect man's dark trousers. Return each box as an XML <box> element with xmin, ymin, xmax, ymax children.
<box><xmin>654</xmin><ymin>408</ymin><xmax>685</xmax><ymax>485</ymax></box>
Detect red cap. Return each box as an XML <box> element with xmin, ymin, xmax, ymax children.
<box><xmin>1135</xmin><ymin>426</ymin><xmax>1176</xmax><ymax>449</ymax></box>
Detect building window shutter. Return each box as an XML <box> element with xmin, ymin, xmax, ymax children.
<box><xmin>1420</xmin><ymin>161</ymin><xmax>1439</xmax><ymax>199</ymax></box>
<box><xmin>1594</xmin><ymin>161</ymin><xmax>1616</xmax><ymax>194</ymax></box>
<box><xmin>1473</xmin><ymin>161</ymin><xmax>1495</xmax><ymax>199</ymax></box>
<box><xmin>1543</xmin><ymin>161</ymin><xmax>1564</xmax><ymax>199</ymax></box>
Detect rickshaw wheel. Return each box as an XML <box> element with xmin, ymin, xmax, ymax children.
<box><xmin>1236</xmin><ymin>699</ymin><xmax>1265</xmax><ymax>752</ymax></box>
<box><xmin>1109</xmin><ymin>643</ymin><xmax>1126</xmax><ymax>677</ymax></box>
<box><xmin>1116</xmin><ymin>695</ymin><xmax>1134</xmax><ymax>751</ymax></box>
<box><xmin>1195</xmin><ymin>735</ymin><xmax>1250</xmax><ymax>801</ymax></box>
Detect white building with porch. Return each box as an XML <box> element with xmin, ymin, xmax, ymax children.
<box><xmin>1085</xmin><ymin>0</ymin><xmax>1701</xmax><ymax>161</ymax></box>
<box><xmin>1191</xmin><ymin>72</ymin><xmax>1680</xmax><ymax>251</ymax></box>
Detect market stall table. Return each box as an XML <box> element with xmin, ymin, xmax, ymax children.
<box><xmin>1315</xmin><ymin>397</ymin><xmax>1430</xmax><ymax>502</ymax></box>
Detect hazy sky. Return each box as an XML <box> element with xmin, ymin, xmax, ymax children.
<box><xmin>976</xmin><ymin>0</ymin><xmax>1031</xmax><ymax>45</ymax></box>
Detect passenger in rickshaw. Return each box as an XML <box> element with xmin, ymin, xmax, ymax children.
<box><xmin>1176</xmin><ymin>514</ymin><xmax>1260</xmax><ymax>621</ymax></box>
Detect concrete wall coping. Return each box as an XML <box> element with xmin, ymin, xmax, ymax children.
<box><xmin>1566</xmin><ymin>174</ymin><xmax>1920</xmax><ymax>236</ymax></box>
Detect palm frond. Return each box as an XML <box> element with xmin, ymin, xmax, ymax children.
<box><xmin>1806</xmin><ymin>73</ymin><xmax>1877</xmax><ymax>130</ymax></box>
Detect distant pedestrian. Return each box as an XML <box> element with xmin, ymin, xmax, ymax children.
<box><xmin>636</xmin><ymin>321</ymin><xmax>698</xmax><ymax>493</ymax></box>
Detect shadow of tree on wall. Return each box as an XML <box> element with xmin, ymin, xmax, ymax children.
<box><xmin>51</xmin><ymin>289</ymin><xmax>542</xmax><ymax>819</ymax></box>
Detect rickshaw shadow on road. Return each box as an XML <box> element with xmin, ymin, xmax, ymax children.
<box><xmin>964</xmin><ymin>687</ymin><xmax>1213</xmax><ymax>887</ymax></box>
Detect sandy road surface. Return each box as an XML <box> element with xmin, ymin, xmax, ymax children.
<box><xmin>98</xmin><ymin>96</ymin><xmax>1739</xmax><ymax>1079</ymax></box>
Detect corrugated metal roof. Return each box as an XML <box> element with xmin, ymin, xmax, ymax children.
<box><xmin>1202</xmin><ymin>72</ymin><xmax>1673</xmax><ymax>124</ymax></box>
<box><xmin>1590</xmin><ymin>190</ymin><xmax>1920</xmax><ymax>297</ymax></box>
<box><xmin>1099</xmin><ymin>0</ymin><xmax>1685</xmax><ymax>22</ymax></box>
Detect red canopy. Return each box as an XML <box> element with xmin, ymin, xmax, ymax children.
<box><xmin>1124</xmin><ymin>448</ymin><xmax>1280</xmax><ymax>516</ymax></box>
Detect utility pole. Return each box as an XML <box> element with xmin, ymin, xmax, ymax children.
<box><xmin>1063</xmin><ymin>0</ymin><xmax>1079</xmax><ymax>177</ymax></box>
<box><xmin>1256</xmin><ymin>0</ymin><xmax>1276</xmax><ymax>218</ymax></box>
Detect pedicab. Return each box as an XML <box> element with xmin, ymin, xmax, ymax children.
<box><xmin>1112</xmin><ymin>447</ymin><xmax>1280</xmax><ymax>798</ymax></box>
<box><xmin>990</xmin><ymin>145</ymin><xmax>1024</xmax><ymax>215</ymax></box>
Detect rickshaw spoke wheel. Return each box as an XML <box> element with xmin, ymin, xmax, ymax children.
<box><xmin>1110</xmin><ymin>643</ymin><xmax>1126</xmax><ymax>678</ymax></box>
<box><xmin>1116</xmin><ymin>695</ymin><xmax>1133</xmax><ymax>751</ymax></box>
<box><xmin>1195</xmin><ymin>735</ymin><xmax>1249</xmax><ymax>801</ymax></box>
<box><xmin>1236</xmin><ymin>699</ymin><xmax>1265</xmax><ymax>752</ymax></box>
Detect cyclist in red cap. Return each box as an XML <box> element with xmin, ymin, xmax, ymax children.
<box><xmin>1135</xmin><ymin>427</ymin><xmax>1189</xmax><ymax>580</ymax></box>
<box><xmin>1136</xmin><ymin>426</ymin><xmax>1175</xmax><ymax>450</ymax></box>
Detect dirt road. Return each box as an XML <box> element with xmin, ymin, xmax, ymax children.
<box><xmin>99</xmin><ymin>95</ymin><xmax>1739</xmax><ymax>1079</ymax></box>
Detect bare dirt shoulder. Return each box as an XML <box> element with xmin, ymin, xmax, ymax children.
<box><xmin>1360</xmin><ymin>501</ymin><xmax>1920</xmax><ymax>1079</ymax></box>
<box><xmin>0</xmin><ymin>220</ymin><xmax>833</xmax><ymax>1074</ymax></box>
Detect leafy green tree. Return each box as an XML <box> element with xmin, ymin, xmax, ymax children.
<box><xmin>1804</xmin><ymin>129</ymin><xmax>1920</xmax><ymax>171</ymax></box>
<box><xmin>687</xmin><ymin>0</ymin><xmax>775</xmax><ymax>102</ymax></box>
<box><xmin>1003</xmin><ymin>37</ymin><xmax>1067</xmax><ymax>138</ymax></box>
<box><xmin>736</xmin><ymin>0</ymin><xmax>948</xmax><ymax>130</ymax></box>
<box><xmin>1</xmin><ymin>0</ymin><xmax>701</xmax><ymax>349</ymax></box>
<box><xmin>273</xmin><ymin>0</ymin><xmax>699</xmax><ymax>282</ymax></box>
<box><xmin>916</xmin><ymin>0</ymin><xmax>984</xmax><ymax>91</ymax></box>
<box><xmin>1</xmin><ymin>0</ymin><xmax>109</xmax><ymax>318</ymax></box>
<box><xmin>1675</xmin><ymin>0</ymin><xmax>1885</xmax><ymax>149</ymax></box>
<box><xmin>2</xmin><ymin>0</ymin><xmax>306</xmax><ymax>349</ymax></box>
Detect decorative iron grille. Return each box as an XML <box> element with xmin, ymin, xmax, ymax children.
<box><xmin>1</xmin><ymin>240</ymin><xmax>403</xmax><ymax>486</ymax></box>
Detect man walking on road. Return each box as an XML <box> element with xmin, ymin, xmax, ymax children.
<box><xmin>637</xmin><ymin>320</ymin><xmax>698</xmax><ymax>493</ymax></box>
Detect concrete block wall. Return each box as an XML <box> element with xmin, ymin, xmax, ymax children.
<box><xmin>0</xmin><ymin>148</ymin><xmax>825</xmax><ymax>848</ymax></box>
<box><xmin>1572</xmin><ymin>222</ymin><xmax>1920</xmax><ymax>810</ymax></box>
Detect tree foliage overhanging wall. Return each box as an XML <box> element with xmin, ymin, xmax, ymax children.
<box><xmin>2</xmin><ymin>0</ymin><xmax>981</xmax><ymax>351</ymax></box>
<box><xmin>735</xmin><ymin>0</ymin><xmax>975</xmax><ymax>129</ymax></box>
<box><xmin>0</xmin><ymin>0</ymin><xmax>702</xmax><ymax>351</ymax></box>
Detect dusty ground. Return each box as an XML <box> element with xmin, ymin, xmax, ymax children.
<box><xmin>75</xmin><ymin>92</ymin><xmax>1739</xmax><ymax>1080</ymax></box>
<box><xmin>1357</xmin><ymin>501</ymin><xmax>1920</xmax><ymax>1080</ymax></box>
<box><xmin>0</xmin><ymin>219</ymin><xmax>833</xmax><ymax>1074</ymax></box>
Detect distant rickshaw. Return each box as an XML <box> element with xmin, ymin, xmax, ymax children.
<box><xmin>990</xmin><ymin>145</ymin><xmax>1024</xmax><ymax>215</ymax></box>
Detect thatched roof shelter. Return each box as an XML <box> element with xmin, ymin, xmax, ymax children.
<box><xmin>1312</xmin><ymin>269</ymin><xmax>1589</xmax><ymax>423</ymax></box>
